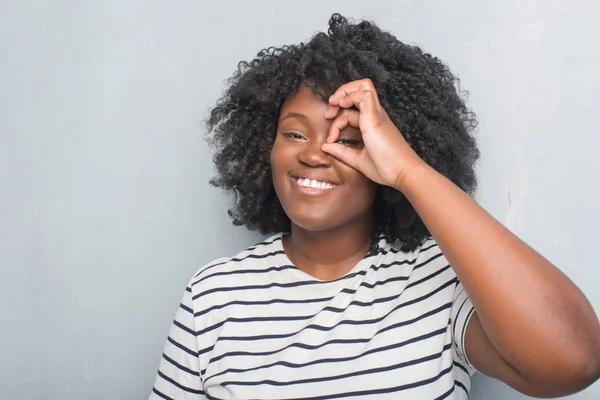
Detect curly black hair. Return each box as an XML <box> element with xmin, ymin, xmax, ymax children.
<box><xmin>206</xmin><ymin>13</ymin><xmax>479</xmax><ymax>252</ymax></box>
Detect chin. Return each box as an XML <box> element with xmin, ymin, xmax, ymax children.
<box><xmin>287</xmin><ymin>212</ymin><xmax>339</xmax><ymax>233</ymax></box>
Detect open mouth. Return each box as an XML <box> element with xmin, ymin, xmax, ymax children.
<box><xmin>293</xmin><ymin>177</ymin><xmax>337</xmax><ymax>190</ymax></box>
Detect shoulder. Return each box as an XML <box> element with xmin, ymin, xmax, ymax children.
<box><xmin>414</xmin><ymin>236</ymin><xmax>447</xmax><ymax>266</ymax></box>
<box><xmin>187</xmin><ymin>232</ymin><xmax>285</xmax><ymax>287</ymax></box>
<box><xmin>367</xmin><ymin>236</ymin><xmax>456</xmax><ymax>299</ymax></box>
<box><xmin>376</xmin><ymin>235</ymin><xmax>447</xmax><ymax>268</ymax></box>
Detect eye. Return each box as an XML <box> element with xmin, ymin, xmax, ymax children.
<box><xmin>336</xmin><ymin>138</ymin><xmax>363</xmax><ymax>147</ymax></box>
<box><xmin>282</xmin><ymin>132</ymin><xmax>306</xmax><ymax>141</ymax></box>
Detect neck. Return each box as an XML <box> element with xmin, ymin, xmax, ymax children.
<box><xmin>282</xmin><ymin>217</ymin><xmax>374</xmax><ymax>281</ymax></box>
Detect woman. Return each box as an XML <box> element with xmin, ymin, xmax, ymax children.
<box><xmin>150</xmin><ymin>14</ymin><xmax>600</xmax><ymax>399</ymax></box>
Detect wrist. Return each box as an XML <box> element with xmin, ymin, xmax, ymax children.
<box><xmin>392</xmin><ymin>160</ymin><xmax>433</xmax><ymax>194</ymax></box>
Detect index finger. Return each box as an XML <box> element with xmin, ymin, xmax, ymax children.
<box><xmin>329</xmin><ymin>78</ymin><xmax>380</xmax><ymax>107</ymax></box>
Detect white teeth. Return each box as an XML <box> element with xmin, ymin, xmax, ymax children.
<box><xmin>295</xmin><ymin>178</ymin><xmax>335</xmax><ymax>190</ymax></box>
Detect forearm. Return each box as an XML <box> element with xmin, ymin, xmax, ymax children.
<box><xmin>397</xmin><ymin>162</ymin><xmax>600</xmax><ymax>382</ymax></box>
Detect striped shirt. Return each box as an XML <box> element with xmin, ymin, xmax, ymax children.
<box><xmin>150</xmin><ymin>233</ymin><xmax>477</xmax><ymax>400</ymax></box>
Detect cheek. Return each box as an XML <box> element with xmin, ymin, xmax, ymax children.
<box><xmin>269</xmin><ymin>142</ymin><xmax>291</xmax><ymax>189</ymax></box>
<box><xmin>269</xmin><ymin>143</ymin><xmax>282</xmax><ymax>174</ymax></box>
<box><xmin>336</xmin><ymin>161</ymin><xmax>375</xmax><ymax>187</ymax></box>
<box><xmin>270</xmin><ymin>139</ymin><xmax>300</xmax><ymax>174</ymax></box>
<box><xmin>337</xmin><ymin>163</ymin><xmax>378</xmax><ymax>203</ymax></box>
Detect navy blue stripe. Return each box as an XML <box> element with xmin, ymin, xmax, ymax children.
<box><xmin>167</xmin><ymin>336</ymin><xmax>198</xmax><ymax>357</ymax></box>
<box><xmin>193</xmin><ymin>263</ymin><xmax>296</xmax><ymax>286</ymax></box>
<box><xmin>194</xmin><ymin>250</ymin><xmax>285</xmax><ymax>280</ymax></box>
<box><xmin>208</xmin><ymin>326</ymin><xmax>449</xmax><ymax>382</ymax></box>
<box><xmin>157</xmin><ymin>370</ymin><xmax>204</xmax><ymax>395</ymax></box>
<box><xmin>173</xmin><ymin>319</ymin><xmax>195</xmax><ymax>336</ymax></box>
<box><xmin>244</xmin><ymin>237</ymin><xmax>282</xmax><ymax>252</ymax></box>
<box><xmin>454</xmin><ymin>287</ymin><xmax>465</xmax><ymax>302</ymax></box>
<box><xmin>194</xmin><ymin>295</ymin><xmax>332</xmax><ymax>318</ymax></box>
<box><xmin>412</xmin><ymin>251</ymin><xmax>444</xmax><ymax>271</ymax></box>
<box><xmin>193</xmin><ymin>277</ymin><xmax>324</xmax><ymax>300</ymax></box>
<box><xmin>290</xmin><ymin>364</ymin><xmax>454</xmax><ymax>400</ymax></box>
<box><xmin>210</xmin><ymin>250</ymin><xmax>286</xmax><ymax>264</ymax></box>
<box><xmin>405</xmin><ymin>264</ymin><xmax>451</xmax><ymax>290</ymax></box>
<box><xmin>365</xmin><ymin>249</ymin><xmax>442</xmax><ymax>276</ymax></box>
<box><xmin>162</xmin><ymin>353</ymin><xmax>200</xmax><ymax>376</ymax></box>
<box><xmin>216</xmin><ymin>331</ymin><xmax>296</xmax><ymax>342</ymax></box>
<box><xmin>210</xmin><ymin>264</ymin><xmax>363</xmax><ymax>295</ymax></box>
<box><xmin>222</xmin><ymin>344</ymin><xmax>452</xmax><ymax>387</ymax></box>
<box><xmin>198</xmin><ymin>344</ymin><xmax>214</xmax><ymax>356</ymax></box>
<box><xmin>450</xmin><ymin>285</ymin><xmax>465</xmax><ymax>353</ymax></box>
<box><xmin>179</xmin><ymin>303</ymin><xmax>193</xmax><ymax>314</ymax></box>
<box><xmin>453</xmin><ymin>360</ymin><xmax>469</xmax><ymax>375</ymax></box>
<box><xmin>421</xmin><ymin>237</ymin><xmax>436</xmax><ymax>247</ymax></box>
<box><xmin>376</xmin><ymin>240</ymin><xmax>437</xmax><ymax>257</ymax></box>
<box><xmin>196</xmin><ymin>314</ymin><xmax>314</xmax><ymax>336</ymax></box>
<box><xmin>461</xmin><ymin>307</ymin><xmax>476</xmax><ymax>362</ymax></box>
<box><xmin>194</xmin><ymin>259</ymin><xmax>227</xmax><ymax>278</ymax></box>
<box><xmin>152</xmin><ymin>386</ymin><xmax>173</xmax><ymax>400</ymax></box>
<box><xmin>191</xmin><ymin>251</ymin><xmax>288</xmax><ymax>286</ymax></box>
<box><xmin>376</xmin><ymin>300</ymin><xmax>452</xmax><ymax>336</ymax></box>
<box><xmin>452</xmin><ymin>294</ymin><xmax>470</xmax><ymax>355</ymax></box>
<box><xmin>358</xmin><ymin>273</ymin><xmax>410</xmax><ymax>290</ymax></box>
<box><xmin>315</xmin><ymin>291</ymin><xmax>405</xmax><ymax>315</ymax></box>
<box><xmin>193</xmin><ymin>237</ymin><xmax>283</xmax><ymax>278</ymax></box>
<box><xmin>434</xmin><ymin>386</ymin><xmax>455</xmax><ymax>400</ymax></box>
<box><xmin>455</xmin><ymin>379</ymin><xmax>469</xmax><ymax>395</ymax></box>
<box><xmin>370</xmin><ymin>238</ymin><xmax>436</xmax><ymax>257</ymax></box>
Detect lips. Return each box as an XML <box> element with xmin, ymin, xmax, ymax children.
<box><xmin>289</xmin><ymin>175</ymin><xmax>339</xmax><ymax>194</ymax></box>
<box><xmin>291</xmin><ymin>174</ymin><xmax>339</xmax><ymax>185</ymax></box>
<box><xmin>294</xmin><ymin>177</ymin><xmax>336</xmax><ymax>190</ymax></box>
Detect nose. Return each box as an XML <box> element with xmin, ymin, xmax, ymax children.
<box><xmin>298</xmin><ymin>137</ymin><xmax>331</xmax><ymax>168</ymax></box>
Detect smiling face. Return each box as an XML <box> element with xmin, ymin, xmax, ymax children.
<box><xmin>270</xmin><ymin>83</ymin><xmax>378</xmax><ymax>234</ymax></box>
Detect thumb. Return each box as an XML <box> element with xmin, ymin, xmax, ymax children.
<box><xmin>321</xmin><ymin>143</ymin><xmax>362</xmax><ymax>171</ymax></box>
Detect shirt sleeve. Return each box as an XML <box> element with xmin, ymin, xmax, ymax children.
<box><xmin>150</xmin><ymin>279</ymin><xmax>206</xmax><ymax>400</ymax></box>
<box><xmin>450</xmin><ymin>279</ymin><xmax>478</xmax><ymax>376</ymax></box>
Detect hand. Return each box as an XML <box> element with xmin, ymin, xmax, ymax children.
<box><xmin>322</xmin><ymin>78</ymin><xmax>426</xmax><ymax>190</ymax></box>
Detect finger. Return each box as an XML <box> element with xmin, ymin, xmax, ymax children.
<box><xmin>329</xmin><ymin>79</ymin><xmax>374</xmax><ymax>104</ymax></box>
<box><xmin>337</xmin><ymin>90</ymin><xmax>379</xmax><ymax>116</ymax></box>
<box><xmin>324</xmin><ymin>103</ymin><xmax>340</xmax><ymax>119</ymax></box>
<box><xmin>329</xmin><ymin>79</ymin><xmax>379</xmax><ymax>106</ymax></box>
<box><xmin>321</xmin><ymin>143</ymin><xmax>362</xmax><ymax>171</ymax></box>
<box><xmin>327</xmin><ymin>108</ymin><xmax>360</xmax><ymax>143</ymax></box>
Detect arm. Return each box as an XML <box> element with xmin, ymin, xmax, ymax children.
<box><xmin>397</xmin><ymin>163</ymin><xmax>600</xmax><ymax>397</ymax></box>
<box><xmin>323</xmin><ymin>78</ymin><xmax>600</xmax><ymax>397</ymax></box>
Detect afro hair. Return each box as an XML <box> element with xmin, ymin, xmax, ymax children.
<box><xmin>206</xmin><ymin>13</ymin><xmax>479</xmax><ymax>252</ymax></box>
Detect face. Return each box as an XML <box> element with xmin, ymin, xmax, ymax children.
<box><xmin>270</xmin><ymin>83</ymin><xmax>378</xmax><ymax>233</ymax></box>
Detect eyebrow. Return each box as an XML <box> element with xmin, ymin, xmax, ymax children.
<box><xmin>279</xmin><ymin>112</ymin><xmax>308</xmax><ymax>123</ymax></box>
